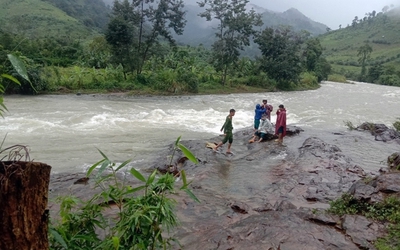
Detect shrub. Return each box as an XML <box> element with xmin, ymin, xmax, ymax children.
<box><xmin>328</xmin><ymin>74</ymin><xmax>347</xmax><ymax>83</ymax></box>
<box><xmin>378</xmin><ymin>74</ymin><xmax>400</xmax><ymax>86</ymax></box>
<box><xmin>393</xmin><ymin>119</ymin><xmax>400</xmax><ymax>132</ymax></box>
<box><xmin>343</xmin><ymin>120</ymin><xmax>356</xmax><ymax>130</ymax></box>
<box><xmin>328</xmin><ymin>194</ymin><xmax>400</xmax><ymax>250</ymax></box>
<box><xmin>299</xmin><ymin>72</ymin><xmax>318</xmax><ymax>87</ymax></box>
<box><xmin>50</xmin><ymin>137</ymin><xmax>199</xmax><ymax>249</ymax></box>
<box><xmin>177</xmin><ymin>71</ymin><xmax>199</xmax><ymax>93</ymax></box>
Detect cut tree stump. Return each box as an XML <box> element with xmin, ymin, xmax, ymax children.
<box><xmin>0</xmin><ymin>161</ymin><xmax>51</xmax><ymax>250</ymax></box>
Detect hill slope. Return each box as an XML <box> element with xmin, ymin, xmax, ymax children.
<box><xmin>320</xmin><ymin>7</ymin><xmax>400</xmax><ymax>75</ymax></box>
<box><xmin>0</xmin><ymin>0</ymin><xmax>108</xmax><ymax>39</ymax></box>
<box><xmin>261</xmin><ymin>8</ymin><xmax>327</xmax><ymax>35</ymax></box>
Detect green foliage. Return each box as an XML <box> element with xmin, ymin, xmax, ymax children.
<box><xmin>367</xmin><ymin>64</ymin><xmax>384</xmax><ymax>83</ymax></box>
<box><xmin>375</xmin><ymin>224</ymin><xmax>400</xmax><ymax>250</ymax></box>
<box><xmin>43</xmin><ymin>0</ymin><xmax>110</xmax><ymax>30</ymax></box>
<box><xmin>49</xmin><ymin>196</ymin><xmax>104</xmax><ymax>249</ymax></box>
<box><xmin>1</xmin><ymin>53</ymin><xmax>34</xmax><ymax>115</ymax></box>
<box><xmin>327</xmin><ymin>74</ymin><xmax>347</xmax><ymax>83</ymax></box>
<box><xmin>393</xmin><ymin>119</ymin><xmax>400</xmax><ymax>132</ymax></box>
<box><xmin>106</xmin><ymin>0</ymin><xmax>186</xmax><ymax>75</ymax></box>
<box><xmin>357</xmin><ymin>41</ymin><xmax>373</xmax><ymax>79</ymax></box>
<box><xmin>81</xmin><ymin>36</ymin><xmax>112</xmax><ymax>69</ymax></box>
<box><xmin>255</xmin><ymin>27</ymin><xmax>308</xmax><ymax>88</ymax></box>
<box><xmin>328</xmin><ymin>194</ymin><xmax>400</xmax><ymax>221</ymax></box>
<box><xmin>198</xmin><ymin>0</ymin><xmax>262</xmax><ymax>85</ymax></box>
<box><xmin>343</xmin><ymin>120</ymin><xmax>356</xmax><ymax>130</ymax></box>
<box><xmin>328</xmin><ymin>193</ymin><xmax>361</xmax><ymax>216</ymax></box>
<box><xmin>320</xmin><ymin>8</ymin><xmax>400</xmax><ymax>82</ymax></box>
<box><xmin>378</xmin><ymin>74</ymin><xmax>400</xmax><ymax>86</ymax></box>
<box><xmin>0</xmin><ymin>0</ymin><xmax>98</xmax><ymax>39</ymax></box>
<box><xmin>314</xmin><ymin>57</ymin><xmax>332</xmax><ymax>82</ymax></box>
<box><xmin>304</xmin><ymin>38</ymin><xmax>323</xmax><ymax>72</ymax></box>
<box><xmin>328</xmin><ymin>193</ymin><xmax>400</xmax><ymax>250</ymax></box>
<box><xmin>50</xmin><ymin>137</ymin><xmax>199</xmax><ymax>249</ymax></box>
<box><xmin>298</xmin><ymin>72</ymin><xmax>319</xmax><ymax>89</ymax></box>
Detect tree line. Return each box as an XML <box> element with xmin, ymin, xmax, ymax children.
<box><xmin>1</xmin><ymin>0</ymin><xmax>331</xmax><ymax>95</ymax></box>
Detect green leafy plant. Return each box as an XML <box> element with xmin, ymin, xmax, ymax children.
<box><xmin>393</xmin><ymin>118</ymin><xmax>400</xmax><ymax>132</ymax></box>
<box><xmin>327</xmin><ymin>74</ymin><xmax>347</xmax><ymax>83</ymax></box>
<box><xmin>50</xmin><ymin>136</ymin><xmax>199</xmax><ymax>250</ymax></box>
<box><xmin>343</xmin><ymin>120</ymin><xmax>356</xmax><ymax>130</ymax></box>
<box><xmin>1</xmin><ymin>54</ymin><xmax>23</xmax><ymax>116</ymax></box>
<box><xmin>328</xmin><ymin>193</ymin><xmax>400</xmax><ymax>250</ymax></box>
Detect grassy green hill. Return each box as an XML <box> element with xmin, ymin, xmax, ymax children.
<box><xmin>0</xmin><ymin>0</ymin><xmax>108</xmax><ymax>40</ymax></box>
<box><xmin>320</xmin><ymin>7</ymin><xmax>400</xmax><ymax>78</ymax></box>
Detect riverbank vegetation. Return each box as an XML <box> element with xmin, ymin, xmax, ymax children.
<box><xmin>0</xmin><ymin>0</ymin><xmax>332</xmax><ymax>96</ymax></box>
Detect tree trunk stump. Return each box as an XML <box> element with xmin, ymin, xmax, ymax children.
<box><xmin>0</xmin><ymin>161</ymin><xmax>51</xmax><ymax>250</ymax></box>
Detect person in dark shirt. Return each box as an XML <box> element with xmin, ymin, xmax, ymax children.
<box><xmin>214</xmin><ymin>109</ymin><xmax>235</xmax><ymax>154</ymax></box>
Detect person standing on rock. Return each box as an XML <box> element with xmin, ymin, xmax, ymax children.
<box><xmin>214</xmin><ymin>109</ymin><xmax>235</xmax><ymax>154</ymax></box>
<box><xmin>262</xmin><ymin>99</ymin><xmax>273</xmax><ymax>121</ymax></box>
<box><xmin>275</xmin><ymin>104</ymin><xmax>287</xmax><ymax>143</ymax></box>
<box><xmin>254</xmin><ymin>104</ymin><xmax>266</xmax><ymax>131</ymax></box>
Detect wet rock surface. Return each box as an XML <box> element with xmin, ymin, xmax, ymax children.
<box><xmin>48</xmin><ymin>124</ymin><xmax>400</xmax><ymax>249</ymax></box>
<box><xmin>357</xmin><ymin>122</ymin><xmax>400</xmax><ymax>143</ymax></box>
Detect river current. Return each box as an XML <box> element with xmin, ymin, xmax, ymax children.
<box><xmin>1</xmin><ymin>81</ymin><xmax>399</xmax><ymax>174</ymax></box>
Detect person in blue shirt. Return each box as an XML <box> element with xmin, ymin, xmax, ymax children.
<box><xmin>254</xmin><ymin>104</ymin><xmax>266</xmax><ymax>131</ymax></box>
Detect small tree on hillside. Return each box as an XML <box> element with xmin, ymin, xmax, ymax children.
<box><xmin>357</xmin><ymin>41</ymin><xmax>373</xmax><ymax>80</ymax></box>
<box><xmin>197</xmin><ymin>0</ymin><xmax>262</xmax><ymax>85</ymax></box>
<box><xmin>106</xmin><ymin>0</ymin><xmax>186</xmax><ymax>75</ymax></box>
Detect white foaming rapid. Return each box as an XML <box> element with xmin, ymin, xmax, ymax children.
<box><xmin>1</xmin><ymin>81</ymin><xmax>399</xmax><ymax>172</ymax></box>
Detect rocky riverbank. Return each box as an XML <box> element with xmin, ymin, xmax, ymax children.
<box><xmin>48</xmin><ymin>123</ymin><xmax>400</xmax><ymax>249</ymax></box>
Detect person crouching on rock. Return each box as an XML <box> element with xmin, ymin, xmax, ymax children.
<box><xmin>249</xmin><ymin>114</ymin><xmax>274</xmax><ymax>143</ymax></box>
<box><xmin>275</xmin><ymin>104</ymin><xmax>287</xmax><ymax>143</ymax></box>
<box><xmin>214</xmin><ymin>109</ymin><xmax>235</xmax><ymax>154</ymax></box>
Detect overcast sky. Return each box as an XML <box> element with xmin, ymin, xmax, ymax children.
<box><xmin>253</xmin><ymin>0</ymin><xmax>397</xmax><ymax>29</ymax></box>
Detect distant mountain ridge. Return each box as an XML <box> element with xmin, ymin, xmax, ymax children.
<box><xmin>175</xmin><ymin>3</ymin><xmax>328</xmax><ymax>47</ymax></box>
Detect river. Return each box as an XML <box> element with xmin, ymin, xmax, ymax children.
<box><xmin>1</xmin><ymin>81</ymin><xmax>399</xmax><ymax>174</ymax></box>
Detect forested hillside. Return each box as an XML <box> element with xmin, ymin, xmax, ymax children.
<box><xmin>261</xmin><ymin>8</ymin><xmax>327</xmax><ymax>35</ymax></box>
<box><xmin>0</xmin><ymin>0</ymin><xmax>105</xmax><ymax>39</ymax></box>
<box><xmin>320</xmin><ymin>6</ymin><xmax>400</xmax><ymax>84</ymax></box>
<box><xmin>42</xmin><ymin>0</ymin><xmax>110</xmax><ymax>30</ymax></box>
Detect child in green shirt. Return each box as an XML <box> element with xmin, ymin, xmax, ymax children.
<box><xmin>214</xmin><ymin>109</ymin><xmax>235</xmax><ymax>154</ymax></box>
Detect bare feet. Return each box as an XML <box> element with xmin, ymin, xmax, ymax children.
<box><xmin>249</xmin><ymin>139</ymin><xmax>255</xmax><ymax>143</ymax></box>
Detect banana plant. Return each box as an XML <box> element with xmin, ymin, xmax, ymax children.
<box><xmin>0</xmin><ymin>54</ymin><xmax>32</xmax><ymax>117</ymax></box>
